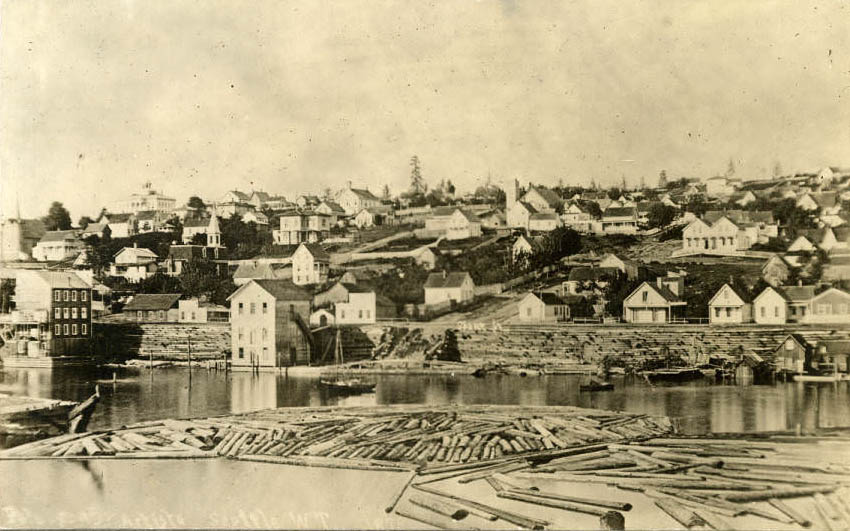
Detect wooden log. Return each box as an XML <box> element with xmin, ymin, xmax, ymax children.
<box><xmin>497</xmin><ymin>490</ymin><xmax>610</xmax><ymax>517</ymax></box>
<box><xmin>768</xmin><ymin>498</ymin><xmax>812</xmax><ymax>528</ymax></box>
<box><xmin>385</xmin><ymin>470</ymin><xmax>417</xmax><ymax>513</ymax></box>
<box><xmin>814</xmin><ymin>498</ymin><xmax>841</xmax><ymax>531</ymax></box>
<box><xmin>484</xmin><ymin>475</ymin><xmax>504</xmax><ymax>492</ymax></box>
<box><xmin>505</xmin><ymin>487</ymin><xmax>633</xmax><ymax>512</ymax></box>
<box><xmin>650</xmin><ymin>451</ymin><xmax>724</xmax><ymax>468</ymax></box>
<box><xmin>814</xmin><ymin>493</ymin><xmax>842</xmax><ymax>522</ymax></box>
<box><xmin>692</xmin><ymin>508</ymin><xmax>736</xmax><ymax>531</ymax></box>
<box><xmin>599</xmin><ymin>510</ymin><xmax>626</xmax><ymax>530</ymax></box>
<box><xmin>412</xmin><ymin>484</ymin><xmax>547</xmax><ymax>530</ymax></box>
<box><xmin>654</xmin><ymin>498</ymin><xmax>707</xmax><ymax>528</ymax></box>
<box><xmin>394</xmin><ymin>504</ymin><xmax>474</xmax><ymax>530</ymax></box>
<box><xmin>409</xmin><ymin>495</ymin><xmax>470</xmax><ymax>520</ymax></box>
<box><xmin>457</xmin><ymin>461</ymin><xmax>529</xmax><ymax>483</ymax></box>
<box><xmin>723</xmin><ymin>485</ymin><xmax>836</xmax><ymax>502</ymax></box>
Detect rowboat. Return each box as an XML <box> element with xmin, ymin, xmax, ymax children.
<box><xmin>320</xmin><ymin>378</ymin><xmax>376</xmax><ymax>393</ymax></box>
<box><xmin>0</xmin><ymin>386</ymin><xmax>100</xmax><ymax>448</ymax></box>
<box><xmin>580</xmin><ymin>381</ymin><xmax>614</xmax><ymax>392</ymax></box>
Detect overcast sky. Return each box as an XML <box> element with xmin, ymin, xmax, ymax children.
<box><xmin>1</xmin><ymin>0</ymin><xmax>848</xmax><ymax>220</ymax></box>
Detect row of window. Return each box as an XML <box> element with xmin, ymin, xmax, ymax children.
<box><xmin>138</xmin><ymin>310</ymin><xmax>167</xmax><ymax>320</ymax></box>
<box><xmin>339</xmin><ymin>309</ymin><xmax>371</xmax><ymax>319</ymax></box>
<box><xmin>237</xmin><ymin>347</ymin><xmax>269</xmax><ymax>359</ymax></box>
<box><xmin>54</xmin><ymin>307</ymin><xmax>88</xmax><ymax>320</ymax></box>
<box><xmin>54</xmin><ymin>289</ymin><xmax>88</xmax><ymax>302</ymax></box>
<box><xmin>54</xmin><ymin>323</ymin><xmax>87</xmax><ymax>336</ymax></box>
<box><xmin>236</xmin><ymin>302</ymin><xmax>268</xmax><ymax>315</ymax></box>
<box><xmin>236</xmin><ymin>327</ymin><xmax>269</xmax><ymax>343</ymax></box>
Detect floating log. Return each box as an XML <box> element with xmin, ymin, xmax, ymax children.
<box><xmin>723</xmin><ymin>485</ymin><xmax>836</xmax><ymax>502</ymax></box>
<box><xmin>691</xmin><ymin>508</ymin><xmax>736</xmax><ymax>531</ymax></box>
<box><xmin>395</xmin><ymin>503</ymin><xmax>475</xmax><ymax>530</ymax></box>
<box><xmin>385</xmin><ymin>471</ymin><xmax>417</xmax><ymax>513</ymax></box>
<box><xmin>654</xmin><ymin>498</ymin><xmax>707</xmax><ymax>529</ymax></box>
<box><xmin>506</xmin><ymin>486</ymin><xmax>632</xmax><ymax>511</ymax></box>
<box><xmin>408</xmin><ymin>495</ymin><xmax>470</xmax><ymax>520</ymax></box>
<box><xmin>768</xmin><ymin>498</ymin><xmax>812</xmax><ymax>528</ymax></box>
<box><xmin>497</xmin><ymin>490</ymin><xmax>611</xmax><ymax>517</ymax></box>
<box><xmin>412</xmin><ymin>484</ymin><xmax>547</xmax><ymax>530</ymax></box>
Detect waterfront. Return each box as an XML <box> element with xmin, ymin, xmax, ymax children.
<box><xmin>2</xmin><ymin>366</ymin><xmax>849</xmax><ymax>439</ymax></box>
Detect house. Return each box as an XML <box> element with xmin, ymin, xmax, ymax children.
<box><xmin>751</xmin><ymin>285</ymin><xmax>787</xmax><ymax>324</ymax></box>
<box><xmin>600</xmin><ymin>207</ymin><xmax>638</xmax><ymax>234</ymax></box>
<box><xmin>478</xmin><ymin>209</ymin><xmax>506</xmax><ymax>230</ymax></box>
<box><xmin>519</xmin><ymin>186</ymin><xmax>562</xmax><ymax>213</ymax></box>
<box><xmin>335</xmin><ymin>284</ymin><xmax>377</xmax><ymax>325</ymax></box>
<box><xmin>177</xmin><ymin>298</ymin><xmax>229</xmax><ymax>323</ymax></box>
<box><xmin>263</xmin><ymin>196</ymin><xmax>293</xmax><ymax>211</ymax></box>
<box><xmin>512</xmin><ymin>234</ymin><xmax>543</xmax><ymax>263</ymax></box>
<box><xmin>112</xmin><ymin>183</ymin><xmax>176</xmax><ymax>215</ymax></box>
<box><xmin>32</xmin><ymin>230</ymin><xmax>84</xmax><ymax>262</ymax></box>
<box><xmin>122</xmin><ymin>293</ymin><xmax>181</xmax><ymax>322</ymax></box>
<box><xmin>787</xmin><ymin>235</ymin><xmax>817</xmax><ymax>253</ymax></box>
<box><xmin>561</xmin><ymin>202</ymin><xmax>594</xmax><ymax>232</ymax></box>
<box><xmin>295</xmin><ymin>195</ymin><xmax>321</xmax><ymax>209</ymax></box>
<box><xmin>291</xmin><ymin>242</ymin><xmax>330</xmax><ymax>286</ymax></box>
<box><xmin>598</xmin><ymin>254</ymin><xmax>640</xmax><ymax>280</ymax></box>
<box><xmin>705</xmin><ymin>175</ymin><xmax>739</xmax><ymax>197</ymax></box>
<box><xmin>215</xmin><ymin>190</ymin><xmax>254</xmax><ymax>217</ymax></box>
<box><xmin>622</xmin><ymin>272</ymin><xmax>687</xmax><ymax>323</ymax></box>
<box><xmin>529</xmin><ymin>212</ymin><xmax>561</xmax><ymax>232</ymax></box>
<box><xmin>678</xmin><ymin>210</ymin><xmax>777</xmax><ymax>256</ymax></box>
<box><xmin>814</xmin><ymin>166</ymin><xmax>850</xmax><ymax>187</ymax></box>
<box><xmin>227</xmin><ymin>279</ymin><xmax>313</xmax><ymax>368</ymax></box>
<box><xmin>412</xmin><ymin>246</ymin><xmax>438</xmax><ymax>270</ymax></box>
<box><xmin>806</xmin><ymin>288</ymin><xmax>850</xmax><ymax>324</ymax></box>
<box><xmin>424</xmin><ymin>207</ymin><xmax>482</xmax><ymax>240</ymax></box>
<box><xmin>820</xmin><ymin>227</ymin><xmax>850</xmax><ymax>253</ymax></box>
<box><xmin>730</xmin><ymin>191</ymin><xmax>757</xmax><ymax>207</ymax></box>
<box><xmin>335</xmin><ymin>182</ymin><xmax>382</xmax><ymax>215</ymax></box>
<box><xmin>241</xmin><ymin>210</ymin><xmax>269</xmax><ymax>226</ymax></box>
<box><xmin>315</xmin><ymin>200</ymin><xmax>347</xmax><ymax>224</ymax></box>
<box><xmin>109</xmin><ymin>245</ymin><xmax>159</xmax><ymax>282</ymax></box>
<box><xmin>780</xmin><ymin>284</ymin><xmax>817</xmax><ymax>323</ymax></box>
<box><xmin>823</xmin><ymin>255</ymin><xmax>850</xmax><ymax>281</ymax></box>
<box><xmin>273</xmin><ymin>211</ymin><xmax>332</xmax><ymax>245</ymax></box>
<box><xmin>517</xmin><ymin>291</ymin><xmax>569</xmax><ymax>323</ymax></box>
<box><xmin>562</xmin><ymin>266</ymin><xmax>620</xmax><ymax>295</ymax></box>
<box><xmin>232</xmin><ymin>261</ymin><xmax>291</xmax><ymax>286</ymax></box>
<box><xmin>761</xmin><ymin>254</ymin><xmax>792</xmax><ymax>287</ymax></box>
<box><xmin>708</xmin><ymin>284</ymin><xmax>752</xmax><ymax>324</ymax></box>
<box><xmin>100</xmin><ymin>213</ymin><xmax>136</xmax><ymax>238</ymax></box>
<box><xmin>507</xmin><ymin>201</ymin><xmax>538</xmax><ymax>231</ymax></box>
<box><xmin>164</xmin><ymin>244</ymin><xmax>226</xmax><ymax>276</ymax></box>
<box><xmin>424</xmin><ymin>271</ymin><xmax>474</xmax><ymax>306</ymax></box>
<box><xmin>80</xmin><ymin>223</ymin><xmax>110</xmax><ymax>240</ymax></box>
<box><xmin>135</xmin><ymin>210</ymin><xmax>170</xmax><ymax>233</ymax></box>
<box><xmin>182</xmin><ymin>215</ymin><xmax>223</xmax><ymax>245</ymax></box>
<box><xmin>309</xmin><ymin>308</ymin><xmax>335</xmax><ymax>327</ymax></box>
<box><xmin>353</xmin><ymin>206</ymin><xmax>394</xmax><ymax>228</ymax></box>
<box><xmin>774</xmin><ymin>334</ymin><xmax>808</xmax><ymax>375</ymax></box>
<box><xmin>8</xmin><ymin>270</ymin><xmax>92</xmax><ymax>359</ymax></box>
<box><xmin>246</xmin><ymin>191</ymin><xmax>272</xmax><ymax>210</ymax></box>
<box><xmin>0</xmin><ymin>217</ymin><xmax>46</xmax><ymax>261</ymax></box>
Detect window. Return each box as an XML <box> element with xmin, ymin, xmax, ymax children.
<box><xmin>366</xmin><ymin>310</ymin><xmax>371</xmax><ymax>319</ymax></box>
<box><xmin>72</xmin><ymin>324</ymin><xmax>77</xmax><ymax>335</ymax></box>
<box><xmin>249</xmin><ymin>330</ymin><xmax>254</xmax><ymax>344</ymax></box>
<box><xmin>790</xmin><ymin>307</ymin><xmax>796</xmax><ymax>316</ymax></box>
<box><xmin>263</xmin><ymin>347</ymin><xmax>269</xmax><ymax>359</ymax></box>
<box><xmin>63</xmin><ymin>308</ymin><xmax>69</xmax><ymax>319</ymax></box>
<box><xmin>760</xmin><ymin>306</ymin><xmax>766</xmax><ymax>317</ymax></box>
<box><xmin>341</xmin><ymin>310</ymin><xmax>346</xmax><ymax>319</ymax></box>
<box><xmin>54</xmin><ymin>308</ymin><xmax>61</xmax><ymax>319</ymax></box>
<box><xmin>238</xmin><ymin>303</ymin><xmax>244</xmax><ymax>315</ymax></box>
<box><xmin>81</xmin><ymin>324</ymin><xmax>87</xmax><ymax>335</ymax></box>
<box><xmin>642</xmin><ymin>291</ymin><xmax>648</xmax><ymax>303</ymax></box>
<box><xmin>71</xmin><ymin>290</ymin><xmax>77</xmax><ymax>301</ymax></box>
<box><xmin>63</xmin><ymin>290</ymin><xmax>69</xmax><ymax>301</ymax></box>
<box><xmin>55</xmin><ymin>290</ymin><xmax>61</xmax><ymax>301</ymax></box>
<box><xmin>159</xmin><ymin>310</ymin><xmax>165</xmax><ymax>320</ymax></box>
<box><xmin>138</xmin><ymin>311</ymin><xmax>143</xmax><ymax>320</ymax></box>
<box><xmin>262</xmin><ymin>302</ymin><xmax>267</xmax><ymax>314</ymax></box>
<box><xmin>774</xmin><ymin>307</ymin><xmax>779</xmax><ymax>317</ymax></box>
<box><xmin>358</xmin><ymin>310</ymin><xmax>363</xmax><ymax>319</ymax></box>
<box><xmin>181</xmin><ymin>312</ymin><xmax>185</xmax><ymax>320</ymax></box>
<box><xmin>715</xmin><ymin>308</ymin><xmax>721</xmax><ymax>317</ymax></box>
<box><xmin>262</xmin><ymin>328</ymin><xmax>268</xmax><ymax>340</ymax></box>
<box><xmin>238</xmin><ymin>347</ymin><xmax>244</xmax><ymax>359</ymax></box>
<box><xmin>527</xmin><ymin>307</ymin><xmax>532</xmax><ymax>316</ymax></box>
<box><xmin>81</xmin><ymin>307</ymin><xmax>87</xmax><ymax>319</ymax></box>
<box><xmin>81</xmin><ymin>291</ymin><xmax>87</xmax><ymax>301</ymax></box>
<box><xmin>55</xmin><ymin>325</ymin><xmax>61</xmax><ymax>336</ymax></box>
<box><xmin>72</xmin><ymin>308</ymin><xmax>78</xmax><ymax>319</ymax></box>
<box><xmin>238</xmin><ymin>327</ymin><xmax>244</xmax><ymax>340</ymax></box>
<box><xmin>63</xmin><ymin>324</ymin><xmax>69</xmax><ymax>335</ymax></box>
<box><xmin>191</xmin><ymin>312</ymin><xmax>195</xmax><ymax>320</ymax></box>
<box><xmin>250</xmin><ymin>302</ymin><xmax>256</xmax><ymax>314</ymax></box>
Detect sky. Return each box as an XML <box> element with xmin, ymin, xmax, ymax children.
<box><xmin>1</xmin><ymin>0</ymin><xmax>849</xmax><ymax>221</ymax></box>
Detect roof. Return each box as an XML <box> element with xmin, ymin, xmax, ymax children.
<box><xmin>38</xmin><ymin>230</ymin><xmax>79</xmax><ymax>243</ymax></box>
<box><xmin>123</xmin><ymin>293</ymin><xmax>182</xmax><ymax>311</ymax></box>
<box><xmin>430</xmin><ymin>206</ymin><xmax>479</xmax><ymax>222</ymax></box>
<box><xmin>339</xmin><ymin>282</ymin><xmax>373</xmax><ymax>294</ymax></box>
<box><xmin>530</xmin><ymin>291</ymin><xmax>566</xmax><ymax>306</ymax></box>
<box><xmin>233</xmin><ymin>262</ymin><xmax>283</xmax><ymax>281</ymax></box>
<box><xmin>424</xmin><ymin>271</ymin><xmax>472</xmax><ymax>289</ymax></box>
<box><xmin>568</xmin><ymin>266</ymin><xmax>620</xmax><ymax>282</ymax></box>
<box><xmin>250</xmin><ymin>191</ymin><xmax>271</xmax><ymax>202</ymax></box>
<box><xmin>81</xmin><ymin>223</ymin><xmax>107</xmax><ymax>234</ymax></box>
<box><xmin>320</xmin><ymin>200</ymin><xmax>346</xmax><ymax>214</ymax></box>
<box><xmin>515</xmin><ymin>201</ymin><xmax>538</xmax><ymax>214</ymax></box>
<box><xmin>347</xmin><ymin>188</ymin><xmax>380</xmax><ymax>201</ymax></box>
<box><xmin>530</xmin><ymin>212</ymin><xmax>559</xmax><ymax>221</ymax></box>
<box><xmin>812</xmin><ymin>192</ymin><xmax>838</xmax><ymax>209</ymax></box>
<box><xmin>184</xmin><ymin>216</ymin><xmax>211</xmax><ymax>228</ymax></box>
<box><xmin>115</xmin><ymin>246</ymin><xmax>158</xmax><ymax>260</ymax></box>
<box><xmin>26</xmin><ymin>270</ymin><xmax>90</xmax><ymax>289</ymax></box>
<box><xmin>602</xmin><ymin>207</ymin><xmax>637</xmax><ymax>218</ymax></box>
<box><xmin>226</xmin><ymin>190</ymin><xmax>250</xmax><ymax>201</ymax></box>
<box><xmin>298</xmin><ymin>242</ymin><xmax>330</xmax><ymax>261</ymax></box>
<box><xmin>136</xmin><ymin>210</ymin><xmax>159</xmax><ymax>221</ymax></box>
<box><xmin>168</xmin><ymin>245</ymin><xmax>206</xmax><ymax>261</ymax></box>
<box><xmin>703</xmin><ymin>210</ymin><xmax>774</xmax><ymax>226</ymax></box>
<box><xmin>832</xmin><ymin>227</ymin><xmax>850</xmax><ymax>243</ymax></box>
<box><xmin>708</xmin><ymin>283</ymin><xmax>749</xmax><ymax>306</ymax></box>
<box><xmin>777</xmin><ymin>285</ymin><xmax>817</xmax><ymax>302</ymax></box>
<box><xmin>251</xmin><ymin>279</ymin><xmax>312</xmax><ymax>301</ymax></box>
<box><xmin>818</xmin><ymin>341</ymin><xmax>850</xmax><ymax>357</ymax></box>
<box><xmin>525</xmin><ymin>187</ymin><xmax>562</xmax><ymax>208</ymax></box>
<box><xmin>103</xmin><ymin>213</ymin><xmax>134</xmax><ymax>223</ymax></box>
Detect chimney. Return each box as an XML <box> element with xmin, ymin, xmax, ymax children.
<box><xmin>798</xmin><ymin>279</ymin><xmax>803</xmax><ymax>287</ymax></box>
<box><xmin>348</xmin><ymin>181</ymin><xmax>353</xmax><ymax>190</ymax></box>
<box><xmin>442</xmin><ymin>270</ymin><xmax>447</xmax><ymax>279</ymax></box>
<box><xmin>133</xmin><ymin>242</ymin><xmax>138</xmax><ymax>248</ymax></box>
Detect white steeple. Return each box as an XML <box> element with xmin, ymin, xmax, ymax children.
<box><xmin>206</xmin><ymin>208</ymin><xmax>222</xmax><ymax>248</ymax></box>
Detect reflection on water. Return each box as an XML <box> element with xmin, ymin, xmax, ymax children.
<box><xmin>2</xmin><ymin>367</ymin><xmax>850</xmax><ymax>436</ymax></box>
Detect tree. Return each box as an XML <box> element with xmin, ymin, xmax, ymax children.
<box><xmin>187</xmin><ymin>196</ymin><xmax>206</xmax><ymax>210</ymax></box>
<box><xmin>607</xmin><ymin>187</ymin><xmax>622</xmax><ymax>200</ymax></box>
<box><xmin>42</xmin><ymin>201</ymin><xmax>72</xmax><ymax>231</ymax></box>
<box><xmin>321</xmin><ymin>187</ymin><xmax>333</xmax><ymax>200</ymax></box>
<box><xmin>647</xmin><ymin>203</ymin><xmax>677</xmax><ymax>229</ymax></box>
<box><xmin>409</xmin><ymin>155</ymin><xmax>426</xmax><ymax>195</ymax></box>
<box><xmin>78</xmin><ymin>216</ymin><xmax>95</xmax><ymax>229</ymax></box>
<box><xmin>658</xmin><ymin>170</ymin><xmax>668</xmax><ymax>188</ymax></box>
<box><xmin>445</xmin><ymin>179</ymin><xmax>455</xmax><ymax>195</ymax></box>
<box><xmin>726</xmin><ymin>157</ymin><xmax>736</xmax><ymax>177</ymax></box>
<box><xmin>382</xmin><ymin>184</ymin><xmax>391</xmax><ymax>200</ymax></box>
<box><xmin>583</xmin><ymin>201</ymin><xmax>603</xmax><ymax>219</ymax></box>
<box><xmin>772</xmin><ymin>161</ymin><xmax>783</xmax><ymax>179</ymax></box>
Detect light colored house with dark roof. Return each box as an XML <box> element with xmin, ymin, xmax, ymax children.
<box><xmin>273</xmin><ymin>211</ymin><xmax>331</xmax><ymax>245</ymax></box>
<box><xmin>100</xmin><ymin>213</ymin><xmax>136</xmax><ymax>238</ymax></box>
<box><xmin>353</xmin><ymin>205</ymin><xmax>394</xmax><ymax>228</ymax></box>
<box><xmin>678</xmin><ymin>210</ymin><xmax>778</xmax><ymax>257</ymax></box>
<box><xmin>32</xmin><ymin>230</ymin><xmax>84</xmax><ymax>262</ymax></box>
<box><xmin>601</xmin><ymin>207</ymin><xmax>638</xmax><ymax>234</ymax></box>
<box><xmin>517</xmin><ymin>291</ymin><xmax>569</xmax><ymax>322</ymax></box>
<box><xmin>122</xmin><ymin>293</ymin><xmax>181</xmax><ymax>322</ymax></box>
<box><xmin>622</xmin><ymin>273</ymin><xmax>687</xmax><ymax>323</ymax></box>
<box><xmin>762</xmin><ymin>254</ymin><xmax>793</xmax><ymax>287</ymax></box>
<box><xmin>708</xmin><ymin>284</ymin><xmax>752</xmax><ymax>324</ymax></box>
<box><xmin>291</xmin><ymin>242</ymin><xmax>330</xmax><ymax>286</ymax></box>
<box><xmin>0</xmin><ymin>218</ymin><xmax>46</xmax><ymax>261</ymax></box>
<box><xmin>227</xmin><ymin>279</ymin><xmax>313</xmax><ymax>368</ymax></box>
<box><xmin>520</xmin><ymin>186</ymin><xmax>562</xmax><ymax>213</ymax></box>
<box><xmin>109</xmin><ymin>245</ymin><xmax>159</xmax><ymax>282</ymax></box>
<box><xmin>336</xmin><ymin>182</ymin><xmax>381</xmax><ymax>215</ymax></box>
<box><xmin>424</xmin><ymin>271</ymin><xmax>474</xmax><ymax>306</ymax></box>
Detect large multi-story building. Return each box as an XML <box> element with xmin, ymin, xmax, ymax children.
<box><xmin>227</xmin><ymin>279</ymin><xmax>313</xmax><ymax>369</ymax></box>
<box><xmin>291</xmin><ymin>242</ymin><xmax>330</xmax><ymax>286</ymax></box>
<box><xmin>112</xmin><ymin>182</ymin><xmax>176</xmax><ymax>215</ymax></box>
<box><xmin>7</xmin><ymin>270</ymin><xmax>92</xmax><ymax>360</ymax></box>
<box><xmin>273</xmin><ymin>211</ymin><xmax>331</xmax><ymax>245</ymax></box>
<box><xmin>335</xmin><ymin>182</ymin><xmax>381</xmax><ymax>216</ymax></box>
<box><xmin>678</xmin><ymin>210</ymin><xmax>777</xmax><ymax>257</ymax></box>
<box><xmin>32</xmin><ymin>231</ymin><xmax>85</xmax><ymax>262</ymax></box>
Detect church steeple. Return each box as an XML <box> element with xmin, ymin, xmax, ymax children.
<box><xmin>206</xmin><ymin>208</ymin><xmax>222</xmax><ymax>248</ymax></box>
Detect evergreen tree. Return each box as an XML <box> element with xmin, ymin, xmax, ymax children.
<box><xmin>42</xmin><ymin>201</ymin><xmax>72</xmax><ymax>231</ymax></box>
<box><xmin>409</xmin><ymin>155</ymin><xmax>426</xmax><ymax>194</ymax></box>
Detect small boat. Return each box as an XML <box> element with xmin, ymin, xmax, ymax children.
<box><xmin>320</xmin><ymin>378</ymin><xmax>376</xmax><ymax>393</ymax></box>
<box><xmin>0</xmin><ymin>386</ymin><xmax>100</xmax><ymax>448</ymax></box>
<box><xmin>641</xmin><ymin>368</ymin><xmax>705</xmax><ymax>383</ymax></box>
<box><xmin>580</xmin><ymin>380</ymin><xmax>614</xmax><ymax>392</ymax></box>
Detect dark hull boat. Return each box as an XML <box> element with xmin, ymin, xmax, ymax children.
<box><xmin>580</xmin><ymin>380</ymin><xmax>614</xmax><ymax>392</ymax></box>
<box><xmin>641</xmin><ymin>368</ymin><xmax>705</xmax><ymax>384</ymax></box>
<box><xmin>0</xmin><ymin>386</ymin><xmax>100</xmax><ymax>448</ymax></box>
<box><xmin>320</xmin><ymin>379</ymin><xmax>376</xmax><ymax>394</ymax></box>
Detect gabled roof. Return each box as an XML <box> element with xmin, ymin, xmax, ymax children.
<box><xmin>339</xmin><ymin>282</ymin><xmax>373</xmax><ymax>294</ymax></box>
<box><xmin>626</xmin><ymin>281</ymin><xmax>684</xmax><ymax>304</ymax></box>
<box><xmin>297</xmin><ymin>242</ymin><xmax>330</xmax><ymax>261</ymax></box>
<box><xmin>320</xmin><ymin>200</ymin><xmax>346</xmax><ymax>214</ymax></box>
<box><xmin>810</xmin><ymin>287</ymin><xmax>850</xmax><ymax>303</ymax></box>
<box><xmin>602</xmin><ymin>207</ymin><xmax>637</xmax><ymax>218</ymax></box>
<box><xmin>515</xmin><ymin>201</ymin><xmax>538</xmax><ymax>214</ymax></box>
<box><xmin>38</xmin><ymin>230</ymin><xmax>79</xmax><ymax>243</ymax></box>
<box><xmin>529</xmin><ymin>291</ymin><xmax>566</xmax><ymax>306</ymax></box>
<box><xmin>27</xmin><ymin>270</ymin><xmax>90</xmax><ymax>289</ymax></box>
<box><xmin>524</xmin><ymin>187</ymin><xmax>562</xmax><ymax>208</ymax></box>
<box><xmin>103</xmin><ymin>213</ymin><xmax>134</xmax><ymax>223</ymax></box>
<box><xmin>424</xmin><ymin>271</ymin><xmax>472</xmax><ymax>289</ymax></box>
<box><xmin>762</xmin><ymin>254</ymin><xmax>792</xmax><ymax>271</ymax></box>
<box><xmin>233</xmin><ymin>261</ymin><xmax>286</xmax><ymax>281</ymax></box>
<box><xmin>568</xmin><ymin>266</ymin><xmax>619</xmax><ymax>282</ymax></box>
<box><xmin>250</xmin><ymin>191</ymin><xmax>271</xmax><ymax>202</ymax></box>
<box><xmin>708</xmin><ymin>283</ymin><xmax>749</xmax><ymax>306</ymax></box>
<box><xmin>346</xmin><ymin>188</ymin><xmax>380</xmax><ymax>201</ymax></box>
<box><xmin>114</xmin><ymin>246</ymin><xmax>158</xmax><ymax>260</ymax></box>
<box><xmin>430</xmin><ymin>206</ymin><xmax>479</xmax><ymax>222</ymax></box>
<box><xmin>530</xmin><ymin>212</ymin><xmax>559</xmax><ymax>221</ymax></box>
<box><xmin>818</xmin><ymin>340</ymin><xmax>850</xmax><ymax>357</ymax></box>
<box><xmin>123</xmin><ymin>293</ymin><xmax>181</xmax><ymax>311</ymax></box>
<box><xmin>136</xmin><ymin>210</ymin><xmax>159</xmax><ymax>221</ymax></box>
<box><xmin>168</xmin><ymin>245</ymin><xmax>206</xmax><ymax>261</ymax></box>
<box><xmin>81</xmin><ymin>223</ymin><xmax>107</xmax><ymax>234</ymax></box>
<box><xmin>183</xmin><ymin>216</ymin><xmax>211</xmax><ymax>228</ymax></box>
<box><xmin>225</xmin><ymin>190</ymin><xmax>250</xmax><ymax>201</ymax></box>
<box><xmin>227</xmin><ymin>279</ymin><xmax>312</xmax><ymax>301</ymax></box>
<box><xmin>703</xmin><ymin>210</ymin><xmax>774</xmax><ymax>226</ymax></box>
<box><xmin>777</xmin><ymin>285</ymin><xmax>816</xmax><ymax>302</ymax></box>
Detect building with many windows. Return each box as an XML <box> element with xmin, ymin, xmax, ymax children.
<box><xmin>7</xmin><ymin>270</ymin><xmax>92</xmax><ymax>360</ymax></box>
<box><xmin>112</xmin><ymin>182</ymin><xmax>176</xmax><ymax>215</ymax></box>
<box><xmin>31</xmin><ymin>231</ymin><xmax>84</xmax><ymax>262</ymax></box>
<box><xmin>273</xmin><ymin>211</ymin><xmax>331</xmax><ymax>245</ymax></box>
<box><xmin>227</xmin><ymin>279</ymin><xmax>313</xmax><ymax>369</ymax></box>
<box><xmin>291</xmin><ymin>242</ymin><xmax>330</xmax><ymax>286</ymax></box>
